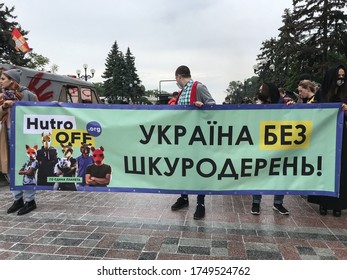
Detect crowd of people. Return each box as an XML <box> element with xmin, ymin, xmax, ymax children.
<box><xmin>1</xmin><ymin>64</ymin><xmax>347</xmax><ymax>219</ymax></box>
<box><xmin>167</xmin><ymin>64</ymin><xmax>347</xmax><ymax>219</ymax></box>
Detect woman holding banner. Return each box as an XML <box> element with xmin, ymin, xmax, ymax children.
<box><xmin>251</xmin><ymin>82</ymin><xmax>290</xmax><ymax>215</ymax></box>
<box><xmin>0</xmin><ymin>69</ymin><xmax>38</xmax><ymax>215</ymax></box>
<box><xmin>308</xmin><ymin>64</ymin><xmax>347</xmax><ymax>217</ymax></box>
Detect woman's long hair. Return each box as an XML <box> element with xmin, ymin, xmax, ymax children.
<box><xmin>319</xmin><ymin>64</ymin><xmax>347</xmax><ymax>103</ymax></box>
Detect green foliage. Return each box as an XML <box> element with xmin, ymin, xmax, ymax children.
<box><xmin>49</xmin><ymin>64</ymin><xmax>59</xmax><ymax>74</ymax></box>
<box><xmin>0</xmin><ymin>3</ymin><xmax>49</xmax><ymax>68</ymax></box>
<box><xmin>93</xmin><ymin>82</ymin><xmax>105</xmax><ymax>97</ymax></box>
<box><xmin>25</xmin><ymin>52</ymin><xmax>50</xmax><ymax>70</ymax></box>
<box><xmin>102</xmin><ymin>41</ymin><xmax>126</xmax><ymax>102</ymax></box>
<box><xmin>254</xmin><ymin>0</ymin><xmax>347</xmax><ymax>91</ymax></box>
<box><xmin>226</xmin><ymin>77</ymin><xmax>259</xmax><ymax>103</ymax></box>
<box><xmin>145</xmin><ymin>89</ymin><xmax>159</xmax><ymax>98</ymax></box>
<box><xmin>0</xmin><ymin>3</ymin><xmax>30</xmax><ymax>65</ymax></box>
<box><xmin>102</xmin><ymin>41</ymin><xmax>145</xmax><ymax>103</ymax></box>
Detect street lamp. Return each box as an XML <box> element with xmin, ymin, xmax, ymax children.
<box><xmin>244</xmin><ymin>80</ymin><xmax>252</xmax><ymax>95</ymax></box>
<box><xmin>129</xmin><ymin>80</ymin><xmax>141</xmax><ymax>103</ymax></box>
<box><xmin>253</xmin><ymin>60</ymin><xmax>267</xmax><ymax>75</ymax></box>
<box><xmin>253</xmin><ymin>59</ymin><xmax>275</xmax><ymax>78</ymax></box>
<box><xmin>129</xmin><ymin>80</ymin><xmax>138</xmax><ymax>88</ymax></box>
<box><xmin>76</xmin><ymin>64</ymin><xmax>95</xmax><ymax>81</ymax></box>
<box><xmin>253</xmin><ymin>64</ymin><xmax>260</xmax><ymax>74</ymax></box>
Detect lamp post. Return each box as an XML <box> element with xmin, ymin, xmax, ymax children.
<box><xmin>76</xmin><ymin>64</ymin><xmax>95</xmax><ymax>81</ymax></box>
<box><xmin>253</xmin><ymin>64</ymin><xmax>260</xmax><ymax>75</ymax></box>
<box><xmin>129</xmin><ymin>80</ymin><xmax>141</xmax><ymax>104</ymax></box>
<box><xmin>253</xmin><ymin>59</ymin><xmax>268</xmax><ymax>75</ymax></box>
<box><xmin>244</xmin><ymin>80</ymin><xmax>252</xmax><ymax>96</ymax></box>
<box><xmin>253</xmin><ymin>59</ymin><xmax>275</xmax><ymax>79</ymax></box>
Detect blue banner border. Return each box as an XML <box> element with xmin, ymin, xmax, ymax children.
<box><xmin>10</xmin><ymin>102</ymin><xmax>344</xmax><ymax>196</ymax></box>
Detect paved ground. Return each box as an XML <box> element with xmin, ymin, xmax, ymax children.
<box><xmin>0</xmin><ymin>180</ymin><xmax>347</xmax><ymax>260</ymax></box>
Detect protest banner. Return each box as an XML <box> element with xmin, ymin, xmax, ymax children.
<box><xmin>10</xmin><ymin>102</ymin><xmax>343</xmax><ymax>196</ymax></box>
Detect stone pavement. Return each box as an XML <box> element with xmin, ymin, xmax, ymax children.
<box><xmin>0</xmin><ymin>181</ymin><xmax>347</xmax><ymax>260</ymax></box>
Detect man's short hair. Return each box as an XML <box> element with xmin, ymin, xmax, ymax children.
<box><xmin>175</xmin><ymin>65</ymin><xmax>191</xmax><ymax>78</ymax></box>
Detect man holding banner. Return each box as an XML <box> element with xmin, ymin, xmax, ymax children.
<box><xmin>170</xmin><ymin>65</ymin><xmax>215</xmax><ymax>220</ymax></box>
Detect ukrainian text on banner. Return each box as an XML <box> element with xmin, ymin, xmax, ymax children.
<box><xmin>11</xmin><ymin>102</ymin><xmax>343</xmax><ymax>196</ymax></box>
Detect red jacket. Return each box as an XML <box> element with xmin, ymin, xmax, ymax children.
<box><xmin>168</xmin><ymin>97</ymin><xmax>177</xmax><ymax>105</ymax></box>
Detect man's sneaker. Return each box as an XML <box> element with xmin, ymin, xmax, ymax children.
<box><xmin>251</xmin><ymin>203</ymin><xmax>260</xmax><ymax>215</ymax></box>
<box><xmin>171</xmin><ymin>197</ymin><xmax>189</xmax><ymax>211</ymax></box>
<box><xmin>193</xmin><ymin>204</ymin><xmax>205</xmax><ymax>220</ymax></box>
<box><xmin>273</xmin><ymin>204</ymin><xmax>289</xmax><ymax>215</ymax></box>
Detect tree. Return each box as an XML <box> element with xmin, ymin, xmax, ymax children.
<box><xmin>291</xmin><ymin>0</ymin><xmax>347</xmax><ymax>79</ymax></box>
<box><xmin>94</xmin><ymin>82</ymin><xmax>105</xmax><ymax>97</ymax></box>
<box><xmin>26</xmin><ymin>52</ymin><xmax>50</xmax><ymax>70</ymax></box>
<box><xmin>49</xmin><ymin>64</ymin><xmax>59</xmax><ymax>74</ymax></box>
<box><xmin>255</xmin><ymin>38</ymin><xmax>278</xmax><ymax>83</ymax></box>
<box><xmin>0</xmin><ymin>3</ymin><xmax>50</xmax><ymax>69</ymax></box>
<box><xmin>226</xmin><ymin>77</ymin><xmax>258</xmax><ymax>103</ymax></box>
<box><xmin>275</xmin><ymin>8</ymin><xmax>303</xmax><ymax>88</ymax></box>
<box><xmin>103</xmin><ymin>41</ymin><xmax>144</xmax><ymax>103</ymax></box>
<box><xmin>145</xmin><ymin>89</ymin><xmax>159</xmax><ymax>98</ymax></box>
<box><xmin>0</xmin><ymin>3</ymin><xmax>30</xmax><ymax>65</ymax></box>
<box><xmin>254</xmin><ymin>0</ymin><xmax>347</xmax><ymax>91</ymax></box>
<box><xmin>102</xmin><ymin>41</ymin><xmax>127</xmax><ymax>103</ymax></box>
<box><xmin>124</xmin><ymin>47</ymin><xmax>145</xmax><ymax>102</ymax></box>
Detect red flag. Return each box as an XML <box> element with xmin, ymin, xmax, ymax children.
<box><xmin>11</xmin><ymin>28</ymin><xmax>30</xmax><ymax>53</ymax></box>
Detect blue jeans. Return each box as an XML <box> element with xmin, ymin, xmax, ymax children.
<box><xmin>12</xmin><ymin>190</ymin><xmax>36</xmax><ymax>202</ymax></box>
<box><xmin>252</xmin><ymin>195</ymin><xmax>284</xmax><ymax>205</ymax></box>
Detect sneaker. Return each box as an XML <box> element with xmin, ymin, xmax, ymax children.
<box><xmin>251</xmin><ymin>203</ymin><xmax>260</xmax><ymax>215</ymax></box>
<box><xmin>171</xmin><ymin>197</ymin><xmax>189</xmax><ymax>211</ymax></box>
<box><xmin>193</xmin><ymin>204</ymin><xmax>205</xmax><ymax>220</ymax></box>
<box><xmin>273</xmin><ymin>204</ymin><xmax>289</xmax><ymax>215</ymax></box>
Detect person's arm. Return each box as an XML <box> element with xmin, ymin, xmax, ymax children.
<box><xmin>195</xmin><ymin>83</ymin><xmax>215</xmax><ymax>107</ymax></box>
<box><xmin>342</xmin><ymin>103</ymin><xmax>347</xmax><ymax>116</ymax></box>
<box><xmin>90</xmin><ymin>173</ymin><xmax>111</xmax><ymax>185</ymax></box>
<box><xmin>18</xmin><ymin>164</ymin><xmax>26</xmax><ymax>175</ymax></box>
<box><xmin>65</xmin><ymin>159</ymin><xmax>77</xmax><ymax>176</ymax></box>
<box><xmin>89</xmin><ymin>165</ymin><xmax>112</xmax><ymax>185</ymax></box>
<box><xmin>85</xmin><ymin>173</ymin><xmax>93</xmax><ymax>185</ymax></box>
<box><xmin>1</xmin><ymin>100</ymin><xmax>15</xmax><ymax>110</ymax></box>
<box><xmin>25</xmin><ymin>167</ymin><xmax>35</xmax><ymax>176</ymax></box>
<box><xmin>0</xmin><ymin>100</ymin><xmax>14</xmax><ymax>118</ymax></box>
